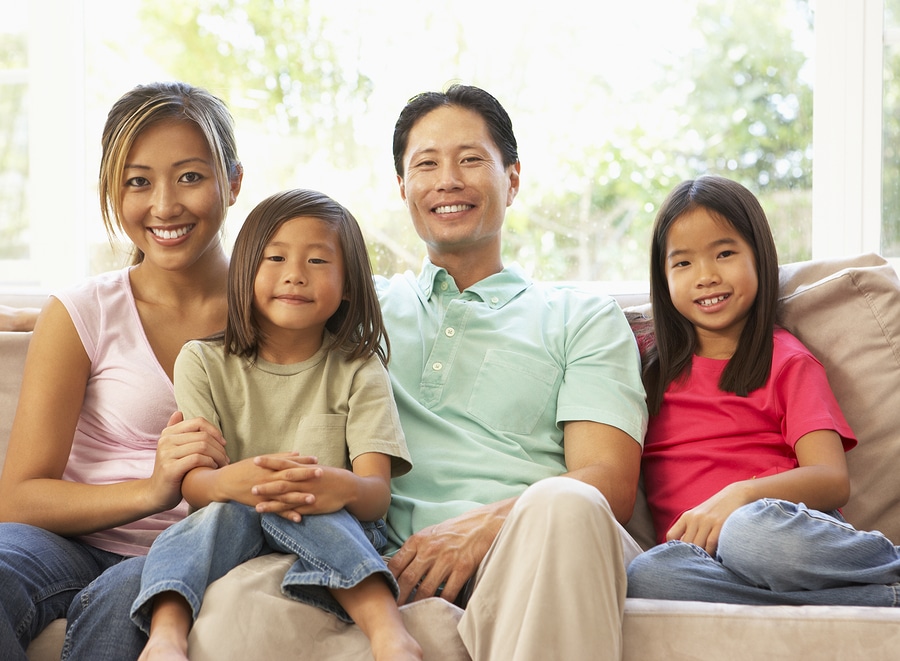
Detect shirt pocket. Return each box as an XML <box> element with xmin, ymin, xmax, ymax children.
<box><xmin>466</xmin><ymin>349</ymin><xmax>560</xmax><ymax>434</ymax></box>
<box><xmin>294</xmin><ymin>414</ymin><xmax>350</xmax><ymax>469</ymax></box>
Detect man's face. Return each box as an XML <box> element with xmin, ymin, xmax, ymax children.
<box><xmin>398</xmin><ymin>105</ymin><xmax>520</xmax><ymax>262</ymax></box>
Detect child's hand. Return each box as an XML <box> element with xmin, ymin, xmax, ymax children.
<box><xmin>249</xmin><ymin>454</ymin><xmax>326</xmax><ymax>520</ymax></box>
<box><xmin>665</xmin><ymin>482</ymin><xmax>753</xmax><ymax>555</ymax></box>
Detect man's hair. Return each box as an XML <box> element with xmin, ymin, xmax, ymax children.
<box><xmin>643</xmin><ymin>175</ymin><xmax>780</xmax><ymax>414</ymax></box>
<box><xmin>392</xmin><ymin>83</ymin><xmax>518</xmax><ymax>176</ymax></box>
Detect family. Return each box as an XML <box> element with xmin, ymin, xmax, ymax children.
<box><xmin>0</xmin><ymin>80</ymin><xmax>899</xmax><ymax>661</ymax></box>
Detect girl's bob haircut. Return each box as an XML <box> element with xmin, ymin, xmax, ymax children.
<box><xmin>643</xmin><ymin>175</ymin><xmax>779</xmax><ymax>415</ymax></box>
<box><xmin>225</xmin><ymin>188</ymin><xmax>389</xmax><ymax>366</ymax></box>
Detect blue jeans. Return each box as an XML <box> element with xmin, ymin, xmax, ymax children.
<box><xmin>627</xmin><ymin>499</ymin><xmax>900</xmax><ymax>606</ymax></box>
<box><xmin>131</xmin><ymin>501</ymin><xmax>395</xmax><ymax>629</ymax></box>
<box><xmin>0</xmin><ymin>522</ymin><xmax>148</xmax><ymax>660</ymax></box>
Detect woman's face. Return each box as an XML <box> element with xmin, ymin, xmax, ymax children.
<box><xmin>119</xmin><ymin>119</ymin><xmax>239</xmax><ymax>273</ymax></box>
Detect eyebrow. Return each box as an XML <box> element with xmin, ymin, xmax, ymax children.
<box><xmin>666</xmin><ymin>237</ymin><xmax>738</xmax><ymax>260</ymax></box>
<box><xmin>408</xmin><ymin>144</ymin><xmax>486</xmax><ymax>160</ymax></box>
<box><xmin>266</xmin><ymin>240</ymin><xmax>338</xmax><ymax>252</ymax></box>
<box><xmin>124</xmin><ymin>157</ymin><xmax>212</xmax><ymax>170</ymax></box>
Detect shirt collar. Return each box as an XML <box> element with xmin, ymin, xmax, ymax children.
<box><xmin>416</xmin><ymin>258</ymin><xmax>532</xmax><ymax>309</ymax></box>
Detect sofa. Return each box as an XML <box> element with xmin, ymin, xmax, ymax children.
<box><xmin>4</xmin><ymin>252</ymin><xmax>900</xmax><ymax>660</ymax></box>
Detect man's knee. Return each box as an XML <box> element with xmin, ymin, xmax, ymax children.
<box><xmin>515</xmin><ymin>476</ymin><xmax>615</xmax><ymax>533</ymax></box>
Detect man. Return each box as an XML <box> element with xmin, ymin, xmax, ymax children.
<box><xmin>190</xmin><ymin>84</ymin><xmax>647</xmax><ymax>661</ymax></box>
<box><xmin>375</xmin><ymin>84</ymin><xmax>647</xmax><ymax>659</ymax></box>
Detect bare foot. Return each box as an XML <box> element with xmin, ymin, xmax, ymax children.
<box><xmin>370</xmin><ymin>629</ymin><xmax>423</xmax><ymax>661</ymax></box>
<box><xmin>138</xmin><ymin>633</ymin><xmax>189</xmax><ymax>661</ymax></box>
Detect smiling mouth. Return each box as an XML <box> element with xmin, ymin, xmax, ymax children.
<box><xmin>150</xmin><ymin>224</ymin><xmax>195</xmax><ymax>240</ymax></box>
<box><xmin>434</xmin><ymin>204</ymin><xmax>473</xmax><ymax>214</ymax></box>
<box><xmin>698</xmin><ymin>294</ymin><xmax>728</xmax><ymax>307</ymax></box>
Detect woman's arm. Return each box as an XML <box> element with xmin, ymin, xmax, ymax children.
<box><xmin>0</xmin><ymin>299</ymin><xmax>229</xmax><ymax>535</ymax></box>
<box><xmin>666</xmin><ymin>429</ymin><xmax>850</xmax><ymax>554</ymax></box>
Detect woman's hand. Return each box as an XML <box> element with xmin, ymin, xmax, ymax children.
<box><xmin>145</xmin><ymin>411</ymin><xmax>229</xmax><ymax>512</ymax></box>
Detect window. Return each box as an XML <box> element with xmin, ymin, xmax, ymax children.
<box><xmin>1</xmin><ymin>0</ymin><xmax>859</xmax><ymax>293</ymax></box>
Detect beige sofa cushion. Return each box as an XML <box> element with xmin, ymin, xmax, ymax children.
<box><xmin>0</xmin><ymin>331</ymin><xmax>31</xmax><ymax>477</ymax></box>
<box><xmin>777</xmin><ymin>253</ymin><xmax>900</xmax><ymax>543</ymax></box>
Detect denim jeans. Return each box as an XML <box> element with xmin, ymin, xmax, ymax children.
<box><xmin>627</xmin><ymin>498</ymin><xmax>900</xmax><ymax>606</ymax></box>
<box><xmin>131</xmin><ymin>501</ymin><xmax>395</xmax><ymax>629</ymax></box>
<box><xmin>0</xmin><ymin>522</ymin><xmax>148</xmax><ymax>661</ymax></box>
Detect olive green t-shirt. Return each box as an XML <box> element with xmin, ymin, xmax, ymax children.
<box><xmin>174</xmin><ymin>336</ymin><xmax>412</xmax><ymax>477</ymax></box>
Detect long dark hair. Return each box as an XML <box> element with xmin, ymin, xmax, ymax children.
<box><xmin>643</xmin><ymin>175</ymin><xmax>779</xmax><ymax>414</ymax></box>
<box><xmin>224</xmin><ymin>189</ymin><xmax>389</xmax><ymax>366</ymax></box>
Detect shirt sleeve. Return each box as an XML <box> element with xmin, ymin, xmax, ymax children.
<box><xmin>173</xmin><ymin>341</ymin><xmax>222</xmax><ymax>433</ymax></box>
<box><xmin>346</xmin><ymin>355</ymin><xmax>413</xmax><ymax>477</ymax></box>
<box><xmin>555</xmin><ymin>290</ymin><xmax>649</xmax><ymax>446</ymax></box>
<box><xmin>774</xmin><ymin>350</ymin><xmax>857</xmax><ymax>452</ymax></box>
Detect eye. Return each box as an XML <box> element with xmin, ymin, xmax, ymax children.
<box><xmin>309</xmin><ymin>258</ymin><xmax>328</xmax><ymax>265</ymax></box>
<box><xmin>125</xmin><ymin>176</ymin><xmax>149</xmax><ymax>188</ymax></box>
<box><xmin>180</xmin><ymin>171</ymin><xmax>204</xmax><ymax>184</ymax></box>
<box><xmin>718</xmin><ymin>250</ymin><xmax>735</xmax><ymax>259</ymax></box>
<box><xmin>264</xmin><ymin>254</ymin><xmax>285</xmax><ymax>262</ymax></box>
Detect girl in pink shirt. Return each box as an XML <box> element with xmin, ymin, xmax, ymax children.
<box><xmin>627</xmin><ymin>175</ymin><xmax>900</xmax><ymax>606</ymax></box>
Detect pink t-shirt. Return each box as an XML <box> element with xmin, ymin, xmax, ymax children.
<box><xmin>642</xmin><ymin>328</ymin><xmax>856</xmax><ymax>544</ymax></box>
<box><xmin>55</xmin><ymin>267</ymin><xmax>189</xmax><ymax>556</ymax></box>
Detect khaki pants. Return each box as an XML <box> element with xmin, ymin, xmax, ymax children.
<box><xmin>459</xmin><ymin>476</ymin><xmax>642</xmax><ymax>661</ymax></box>
<box><xmin>189</xmin><ymin>476</ymin><xmax>640</xmax><ymax>660</ymax></box>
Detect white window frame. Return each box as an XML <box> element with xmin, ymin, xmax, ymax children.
<box><xmin>812</xmin><ymin>0</ymin><xmax>887</xmax><ymax>261</ymax></box>
<box><xmin>3</xmin><ymin>0</ymin><xmax>892</xmax><ymax>293</ymax></box>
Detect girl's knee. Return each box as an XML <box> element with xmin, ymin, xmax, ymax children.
<box><xmin>626</xmin><ymin>542</ymin><xmax>705</xmax><ymax>599</ymax></box>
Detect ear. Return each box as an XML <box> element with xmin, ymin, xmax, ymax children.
<box><xmin>506</xmin><ymin>161</ymin><xmax>521</xmax><ymax>207</ymax></box>
<box><xmin>397</xmin><ymin>174</ymin><xmax>408</xmax><ymax>206</ymax></box>
<box><xmin>228</xmin><ymin>163</ymin><xmax>244</xmax><ymax>206</ymax></box>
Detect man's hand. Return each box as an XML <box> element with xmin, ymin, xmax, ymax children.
<box><xmin>388</xmin><ymin>498</ymin><xmax>514</xmax><ymax>604</ymax></box>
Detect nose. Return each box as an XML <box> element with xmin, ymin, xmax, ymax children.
<box><xmin>151</xmin><ymin>182</ymin><xmax>183</xmax><ymax>220</ymax></box>
<box><xmin>696</xmin><ymin>260</ymin><xmax>721</xmax><ymax>287</ymax></box>
<box><xmin>283</xmin><ymin>262</ymin><xmax>306</xmax><ymax>285</ymax></box>
<box><xmin>435</xmin><ymin>162</ymin><xmax>464</xmax><ymax>191</ymax></box>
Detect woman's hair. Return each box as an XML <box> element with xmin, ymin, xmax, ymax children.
<box><xmin>392</xmin><ymin>83</ymin><xmax>518</xmax><ymax>176</ymax></box>
<box><xmin>225</xmin><ymin>188</ymin><xmax>389</xmax><ymax>366</ymax></box>
<box><xmin>98</xmin><ymin>81</ymin><xmax>241</xmax><ymax>265</ymax></box>
<box><xmin>643</xmin><ymin>175</ymin><xmax>779</xmax><ymax>415</ymax></box>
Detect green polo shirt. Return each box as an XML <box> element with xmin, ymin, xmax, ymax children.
<box><xmin>376</xmin><ymin>261</ymin><xmax>647</xmax><ymax>552</ymax></box>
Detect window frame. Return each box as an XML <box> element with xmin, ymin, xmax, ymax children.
<box><xmin>2</xmin><ymin>0</ymin><xmax>893</xmax><ymax>292</ymax></box>
<box><xmin>812</xmin><ymin>0</ymin><xmax>888</xmax><ymax>262</ymax></box>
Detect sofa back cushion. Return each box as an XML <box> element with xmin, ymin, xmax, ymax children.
<box><xmin>777</xmin><ymin>253</ymin><xmax>900</xmax><ymax>544</ymax></box>
<box><xmin>0</xmin><ymin>332</ymin><xmax>31</xmax><ymax>477</ymax></box>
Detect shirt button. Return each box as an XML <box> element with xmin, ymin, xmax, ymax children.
<box><xmin>490</xmin><ymin>297</ymin><xmax>499</xmax><ymax>305</ymax></box>
<box><xmin>432</xmin><ymin>362</ymin><xmax>443</xmax><ymax>371</ymax></box>
<box><xmin>445</xmin><ymin>327</ymin><xmax>455</xmax><ymax>337</ymax></box>
<box><xmin>440</xmin><ymin>281</ymin><xmax>449</xmax><ymax>291</ymax></box>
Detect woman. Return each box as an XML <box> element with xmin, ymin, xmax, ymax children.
<box><xmin>0</xmin><ymin>81</ymin><xmax>241</xmax><ymax>659</ymax></box>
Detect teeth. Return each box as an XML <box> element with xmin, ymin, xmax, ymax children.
<box><xmin>699</xmin><ymin>295</ymin><xmax>727</xmax><ymax>307</ymax></box>
<box><xmin>435</xmin><ymin>204</ymin><xmax>471</xmax><ymax>214</ymax></box>
<box><xmin>151</xmin><ymin>225</ymin><xmax>194</xmax><ymax>240</ymax></box>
